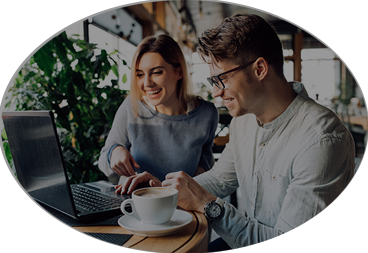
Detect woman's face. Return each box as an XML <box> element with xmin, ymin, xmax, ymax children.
<box><xmin>136</xmin><ymin>52</ymin><xmax>183</xmax><ymax>112</ymax></box>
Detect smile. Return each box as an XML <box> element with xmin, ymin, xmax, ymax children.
<box><xmin>146</xmin><ymin>89</ymin><xmax>162</xmax><ymax>97</ymax></box>
<box><xmin>224</xmin><ymin>98</ymin><xmax>234</xmax><ymax>105</ymax></box>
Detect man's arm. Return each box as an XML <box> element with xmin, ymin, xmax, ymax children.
<box><xmin>164</xmin><ymin>135</ymin><xmax>355</xmax><ymax>249</ymax></box>
<box><xmin>209</xmin><ymin>135</ymin><xmax>355</xmax><ymax>248</ymax></box>
<box><xmin>194</xmin><ymin>142</ymin><xmax>239</xmax><ymax>198</ymax></box>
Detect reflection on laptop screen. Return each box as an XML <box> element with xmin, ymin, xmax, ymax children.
<box><xmin>3</xmin><ymin>111</ymin><xmax>77</xmax><ymax>217</ymax></box>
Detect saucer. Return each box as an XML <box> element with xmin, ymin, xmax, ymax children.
<box><xmin>118</xmin><ymin>209</ymin><xmax>193</xmax><ymax>237</ymax></box>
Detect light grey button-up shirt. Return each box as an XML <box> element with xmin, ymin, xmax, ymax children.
<box><xmin>195</xmin><ymin>82</ymin><xmax>355</xmax><ymax>249</ymax></box>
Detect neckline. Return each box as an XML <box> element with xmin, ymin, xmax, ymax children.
<box><xmin>140</xmin><ymin>98</ymin><xmax>204</xmax><ymax>120</ymax></box>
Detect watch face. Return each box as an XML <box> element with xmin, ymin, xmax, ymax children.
<box><xmin>208</xmin><ymin>202</ymin><xmax>221</xmax><ymax>218</ymax></box>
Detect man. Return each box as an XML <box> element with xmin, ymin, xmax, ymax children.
<box><xmin>117</xmin><ymin>14</ymin><xmax>355</xmax><ymax>250</ymax></box>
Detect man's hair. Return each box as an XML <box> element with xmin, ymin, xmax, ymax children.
<box><xmin>198</xmin><ymin>14</ymin><xmax>284</xmax><ymax>75</ymax></box>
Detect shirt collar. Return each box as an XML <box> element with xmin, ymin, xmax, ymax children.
<box><xmin>259</xmin><ymin>81</ymin><xmax>310</xmax><ymax>129</ymax></box>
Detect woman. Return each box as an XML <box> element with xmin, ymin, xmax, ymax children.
<box><xmin>98</xmin><ymin>34</ymin><xmax>218</xmax><ymax>194</ymax></box>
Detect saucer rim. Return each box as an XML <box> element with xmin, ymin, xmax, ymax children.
<box><xmin>118</xmin><ymin>209</ymin><xmax>193</xmax><ymax>235</ymax></box>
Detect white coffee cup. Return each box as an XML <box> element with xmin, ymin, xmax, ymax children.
<box><xmin>120</xmin><ymin>187</ymin><xmax>178</xmax><ymax>224</ymax></box>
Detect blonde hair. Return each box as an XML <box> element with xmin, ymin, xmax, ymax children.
<box><xmin>130</xmin><ymin>34</ymin><xmax>195</xmax><ymax>117</ymax></box>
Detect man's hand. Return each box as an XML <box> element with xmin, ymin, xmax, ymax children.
<box><xmin>115</xmin><ymin>172</ymin><xmax>162</xmax><ymax>195</ymax></box>
<box><xmin>110</xmin><ymin>146</ymin><xmax>140</xmax><ymax>177</ymax></box>
<box><xmin>162</xmin><ymin>171</ymin><xmax>216</xmax><ymax>213</ymax></box>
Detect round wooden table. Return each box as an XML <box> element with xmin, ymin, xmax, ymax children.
<box><xmin>74</xmin><ymin>211</ymin><xmax>209</xmax><ymax>252</ymax></box>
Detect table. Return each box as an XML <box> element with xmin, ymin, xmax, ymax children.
<box><xmin>73</xmin><ymin>211</ymin><xmax>209</xmax><ymax>252</ymax></box>
<box><xmin>349</xmin><ymin>116</ymin><xmax>368</xmax><ymax>131</ymax></box>
<box><xmin>338</xmin><ymin>113</ymin><xmax>368</xmax><ymax>131</ymax></box>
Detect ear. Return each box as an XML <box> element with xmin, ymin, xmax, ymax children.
<box><xmin>177</xmin><ymin>67</ymin><xmax>183</xmax><ymax>80</ymax></box>
<box><xmin>254</xmin><ymin>57</ymin><xmax>268</xmax><ymax>81</ymax></box>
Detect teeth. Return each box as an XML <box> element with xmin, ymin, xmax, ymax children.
<box><xmin>224</xmin><ymin>98</ymin><xmax>234</xmax><ymax>103</ymax></box>
<box><xmin>147</xmin><ymin>89</ymin><xmax>161</xmax><ymax>95</ymax></box>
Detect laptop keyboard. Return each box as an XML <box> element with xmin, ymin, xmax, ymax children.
<box><xmin>71</xmin><ymin>185</ymin><xmax>123</xmax><ymax>213</ymax></box>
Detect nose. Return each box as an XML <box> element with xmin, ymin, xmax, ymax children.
<box><xmin>212</xmin><ymin>85</ymin><xmax>224</xmax><ymax>98</ymax></box>
<box><xmin>143</xmin><ymin>75</ymin><xmax>153</xmax><ymax>88</ymax></box>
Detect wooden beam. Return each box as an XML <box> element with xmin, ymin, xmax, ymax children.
<box><xmin>125</xmin><ymin>4</ymin><xmax>167</xmax><ymax>37</ymax></box>
<box><xmin>142</xmin><ymin>2</ymin><xmax>153</xmax><ymax>14</ymax></box>
<box><xmin>155</xmin><ymin>1</ymin><xmax>166</xmax><ymax>30</ymax></box>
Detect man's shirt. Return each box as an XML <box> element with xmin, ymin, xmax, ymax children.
<box><xmin>195</xmin><ymin>82</ymin><xmax>355</xmax><ymax>248</ymax></box>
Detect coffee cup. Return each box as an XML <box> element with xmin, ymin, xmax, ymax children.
<box><xmin>120</xmin><ymin>187</ymin><xmax>178</xmax><ymax>224</ymax></box>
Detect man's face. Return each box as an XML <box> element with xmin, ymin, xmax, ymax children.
<box><xmin>209</xmin><ymin>59</ymin><xmax>262</xmax><ymax>117</ymax></box>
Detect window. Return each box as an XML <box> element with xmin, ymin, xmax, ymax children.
<box><xmin>301</xmin><ymin>48</ymin><xmax>340</xmax><ymax>102</ymax></box>
<box><xmin>280</xmin><ymin>34</ymin><xmax>294</xmax><ymax>82</ymax></box>
<box><xmin>89</xmin><ymin>24</ymin><xmax>136</xmax><ymax>90</ymax></box>
<box><xmin>284</xmin><ymin>60</ymin><xmax>294</xmax><ymax>82</ymax></box>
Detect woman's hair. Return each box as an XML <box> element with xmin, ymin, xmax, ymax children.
<box><xmin>197</xmin><ymin>14</ymin><xmax>284</xmax><ymax>75</ymax></box>
<box><xmin>130</xmin><ymin>34</ymin><xmax>194</xmax><ymax>117</ymax></box>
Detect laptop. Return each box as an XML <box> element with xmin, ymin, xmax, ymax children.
<box><xmin>2</xmin><ymin>110</ymin><xmax>129</xmax><ymax>222</ymax></box>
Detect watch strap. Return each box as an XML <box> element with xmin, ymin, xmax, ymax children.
<box><xmin>215</xmin><ymin>197</ymin><xmax>224</xmax><ymax>207</ymax></box>
<box><xmin>215</xmin><ymin>197</ymin><xmax>225</xmax><ymax>220</ymax></box>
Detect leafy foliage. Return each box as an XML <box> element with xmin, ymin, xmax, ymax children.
<box><xmin>3</xmin><ymin>31</ymin><xmax>129</xmax><ymax>183</ymax></box>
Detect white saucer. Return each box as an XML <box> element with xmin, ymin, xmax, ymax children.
<box><xmin>118</xmin><ymin>209</ymin><xmax>193</xmax><ymax>237</ymax></box>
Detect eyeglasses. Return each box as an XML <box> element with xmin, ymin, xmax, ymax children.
<box><xmin>207</xmin><ymin>59</ymin><xmax>257</xmax><ymax>90</ymax></box>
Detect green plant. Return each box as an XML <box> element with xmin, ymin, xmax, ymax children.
<box><xmin>339</xmin><ymin>80</ymin><xmax>354</xmax><ymax>105</ymax></box>
<box><xmin>196</xmin><ymin>82</ymin><xmax>214</xmax><ymax>102</ymax></box>
<box><xmin>3</xmin><ymin>31</ymin><xmax>129</xmax><ymax>184</ymax></box>
<box><xmin>2</xmin><ymin>128</ymin><xmax>16</xmax><ymax>177</ymax></box>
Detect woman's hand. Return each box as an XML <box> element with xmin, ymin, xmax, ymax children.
<box><xmin>115</xmin><ymin>172</ymin><xmax>162</xmax><ymax>195</ymax></box>
<box><xmin>110</xmin><ymin>145</ymin><xmax>140</xmax><ymax>177</ymax></box>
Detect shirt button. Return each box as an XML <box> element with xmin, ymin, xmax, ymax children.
<box><xmin>261</xmin><ymin>142</ymin><xmax>266</xmax><ymax>146</ymax></box>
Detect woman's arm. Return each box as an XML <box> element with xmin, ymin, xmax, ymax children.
<box><xmin>197</xmin><ymin>102</ymin><xmax>219</xmax><ymax>171</ymax></box>
<box><xmin>98</xmin><ymin>97</ymin><xmax>133</xmax><ymax>177</ymax></box>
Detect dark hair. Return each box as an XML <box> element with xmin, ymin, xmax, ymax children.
<box><xmin>198</xmin><ymin>14</ymin><xmax>284</xmax><ymax>75</ymax></box>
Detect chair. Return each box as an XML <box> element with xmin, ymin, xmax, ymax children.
<box><xmin>213</xmin><ymin>110</ymin><xmax>232</xmax><ymax>154</ymax></box>
<box><xmin>215</xmin><ymin>112</ymin><xmax>232</xmax><ymax>138</ymax></box>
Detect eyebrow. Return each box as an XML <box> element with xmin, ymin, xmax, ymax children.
<box><xmin>136</xmin><ymin>66</ymin><xmax>164</xmax><ymax>72</ymax></box>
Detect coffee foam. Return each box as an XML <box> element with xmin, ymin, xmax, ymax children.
<box><xmin>135</xmin><ymin>188</ymin><xmax>176</xmax><ymax>198</ymax></box>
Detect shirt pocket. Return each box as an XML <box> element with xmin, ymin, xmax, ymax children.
<box><xmin>264</xmin><ymin>170</ymin><xmax>290</xmax><ymax>210</ymax></box>
<box><xmin>256</xmin><ymin>170</ymin><xmax>290</xmax><ymax>226</ymax></box>
<box><xmin>265</xmin><ymin>169</ymin><xmax>289</xmax><ymax>189</ymax></box>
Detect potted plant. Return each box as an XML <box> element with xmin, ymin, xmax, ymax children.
<box><xmin>2</xmin><ymin>31</ymin><xmax>130</xmax><ymax>183</ymax></box>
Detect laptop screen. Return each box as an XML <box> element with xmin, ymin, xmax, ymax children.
<box><xmin>2</xmin><ymin>111</ymin><xmax>77</xmax><ymax>218</ymax></box>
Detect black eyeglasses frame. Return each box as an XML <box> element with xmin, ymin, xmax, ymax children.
<box><xmin>207</xmin><ymin>59</ymin><xmax>257</xmax><ymax>90</ymax></box>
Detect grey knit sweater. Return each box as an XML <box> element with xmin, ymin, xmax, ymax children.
<box><xmin>98</xmin><ymin>96</ymin><xmax>219</xmax><ymax>182</ymax></box>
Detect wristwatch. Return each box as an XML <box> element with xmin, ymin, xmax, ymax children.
<box><xmin>204</xmin><ymin>197</ymin><xmax>224</xmax><ymax>221</ymax></box>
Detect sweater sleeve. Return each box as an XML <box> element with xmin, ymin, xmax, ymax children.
<box><xmin>98</xmin><ymin>97</ymin><xmax>132</xmax><ymax>178</ymax></box>
<box><xmin>198</xmin><ymin>103</ymin><xmax>219</xmax><ymax>171</ymax></box>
